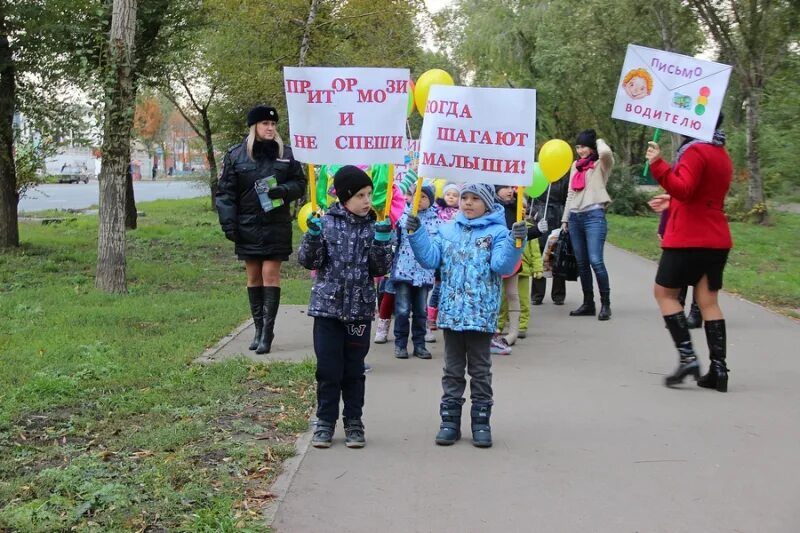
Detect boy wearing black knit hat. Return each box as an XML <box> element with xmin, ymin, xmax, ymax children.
<box><xmin>298</xmin><ymin>165</ymin><xmax>394</xmax><ymax>449</ymax></box>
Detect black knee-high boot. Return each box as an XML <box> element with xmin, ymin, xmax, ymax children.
<box><xmin>698</xmin><ymin>319</ymin><xmax>728</xmax><ymax>392</ymax></box>
<box><xmin>256</xmin><ymin>287</ymin><xmax>280</xmax><ymax>354</ymax></box>
<box><xmin>686</xmin><ymin>301</ymin><xmax>703</xmax><ymax>329</ymax></box>
<box><xmin>663</xmin><ymin>312</ymin><xmax>700</xmax><ymax>387</ymax></box>
<box><xmin>247</xmin><ymin>287</ymin><xmax>264</xmax><ymax>351</ymax></box>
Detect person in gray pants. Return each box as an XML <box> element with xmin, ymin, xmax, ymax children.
<box><xmin>406</xmin><ymin>183</ymin><xmax>526</xmax><ymax>448</ymax></box>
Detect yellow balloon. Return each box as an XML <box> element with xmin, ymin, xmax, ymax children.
<box><xmin>434</xmin><ymin>178</ymin><xmax>446</xmax><ymax>199</ymax></box>
<box><xmin>297</xmin><ymin>202</ymin><xmax>313</xmax><ymax>233</ymax></box>
<box><xmin>415</xmin><ymin>69</ymin><xmax>454</xmax><ymax>117</ymax></box>
<box><xmin>538</xmin><ymin>139</ymin><xmax>574</xmax><ymax>183</ymax></box>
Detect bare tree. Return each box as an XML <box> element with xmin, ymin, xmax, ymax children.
<box><xmin>688</xmin><ymin>0</ymin><xmax>799</xmax><ymax>224</ymax></box>
<box><xmin>161</xmin><ymin>71</ymin><xmax>219</xmax><ymax>208</ymax></box>
<box><xmin>96</xmin><ymin>0</ymin><xmax>137</xmax><ymax>293</ymax></box>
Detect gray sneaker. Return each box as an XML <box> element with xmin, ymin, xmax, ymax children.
<box><xmin>394</xmin><ymin>346</ymin><xmax>409</xmax><ymax>359</ymax></box>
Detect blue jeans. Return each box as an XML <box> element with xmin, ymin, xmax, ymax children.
<box><xmin>428</xmin><ymin>281</ymin><xmax>441</xmax><ymax>308</ymax></box>
<box><xmin>394</xmin><ymin>282</ymin><xmax>429</xmax><ymax>350</ymax></box>
<box><xmin>568</xmin><ymin>209</ymin><xmax>610</xmax><ymax>294</ymax></box>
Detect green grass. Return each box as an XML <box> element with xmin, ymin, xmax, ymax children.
<box><xmin>0</xmin><ymin>197</ymin><xmax>315</xmax><ymax>531</ymax></box>
<box><xmin>607</xmin><ymin>212</ymin><xmax>800</xmax><ymax>317</ymax></box>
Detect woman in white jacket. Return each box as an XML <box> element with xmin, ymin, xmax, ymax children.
<box><xmin>561</xmin><ymin>129</ymin><xmax>614</xmax><ymax>321</ymax></box>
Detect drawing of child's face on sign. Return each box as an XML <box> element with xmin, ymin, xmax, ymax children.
<box><xmin>622</xmin><ymin>68</ymin><xmax>653</xmax><ymax>100</ymax></box>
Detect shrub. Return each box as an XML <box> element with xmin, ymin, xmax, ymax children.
<box><xmin>607</xmin><ymin>165</ymin><xmax>651</xmax><ymax>216</ymax></box>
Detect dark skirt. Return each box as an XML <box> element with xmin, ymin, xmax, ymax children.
<box><xmin>237</xmin><ymin>254</ymin><xmax>290</xmax><ymax>262</ymax></box>
<box><xmin>655</xmin><ymin>248</ymin><xmax>730</xmax><ymax>291</ymax></box>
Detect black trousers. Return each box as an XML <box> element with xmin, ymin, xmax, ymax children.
<box><xmin>532</xmin><ymin>234</ymin><xmax>566</xmax><ymax>302</ymax></box>
<box><xmin>313</xmin><ymin>317</ymin><xmax>371</xmax><ymax>423</ymax></box>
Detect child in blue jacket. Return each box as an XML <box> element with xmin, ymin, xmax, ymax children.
<box><xmin>406</xmin><ymin>182</ymin><xmax>527</xmax><ymax>448</ymax></box>
<box><xmin>298</xmin><ymin>166</ymin><xmax>394</xmax><ymax>449</ymax></box>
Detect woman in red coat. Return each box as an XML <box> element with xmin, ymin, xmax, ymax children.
<box><xmin>645</xmin><ymin>115</ymin><xmax>732</xmax><ymax>392</ymax></box>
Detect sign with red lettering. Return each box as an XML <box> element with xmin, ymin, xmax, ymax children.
<box><xmin>283</xmin><ymin>67</ymin><xmax>409</xmax><ymax>165</ymax></box>
<box><xmin>612</xmin><ymin>44</ymin><xmax>732</xmax><ymax>141</ymax></box>
<box><xmin>417</xmin><ymin>85</ymin><xmax>536</xmax><ymax>186</ymax></box>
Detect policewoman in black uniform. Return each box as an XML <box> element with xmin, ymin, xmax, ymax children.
<box><xmin>216</xmin><ymin>105</ymin><xmax>307</xmax><ymax>354</ymax></box>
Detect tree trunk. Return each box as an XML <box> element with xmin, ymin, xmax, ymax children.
<box><xmin>125</xmin><ymin>142</ymin><xmax>137</xmax><ymax>229</ymax></box>
<box><xmin>744</xmin><ymin>85</ymin><xmax>768</xmax><ymax>224</ymax></box>
<box><xmin>201</xmin><ymin>109</ymin><xmax>218</xmax><ymax>210</ymax></box>
<box><xmin>298</xmin><ymin>0</ymin><xmax>320</xmax><ymax>66</ymax></box>
<box><xmin>0</xmin><ymin>19</ymin><xmax>19</xmax><ymax>249</ymax></box>
<box><xmin>96</xmin><ymin>0</ymin><xmax>137</xmax><ymax>293</ymax></box>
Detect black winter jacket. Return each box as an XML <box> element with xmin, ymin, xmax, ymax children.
<box><xmin>498</xmin><ymin>196</ymin><xmax>544</xmax><ymax>241</ymax></box>
<box><xmin>297</xmin><ymin>203</ymin><xmax>394</xmax><ymax>322</ymax></box>
<box><xmin>215</xmin><ymin>139</ymin><xmax>307</xmax><ymax>258</ymax></box>
<box><xmin>533</xmin><ymin>176</ymin><xmax>568</xmax><ymax>230</ymax></box>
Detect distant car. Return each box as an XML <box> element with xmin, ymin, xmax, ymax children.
<box><xmin>57</xmin><ymin>164</ymin><xmax>91</xmax><ymax>184</ymax></box>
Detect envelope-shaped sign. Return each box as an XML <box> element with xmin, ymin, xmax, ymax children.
<box><xmin>611</xmin><ymin>44</ymin><xmax>732</xmax><ymax>142</ymax></box>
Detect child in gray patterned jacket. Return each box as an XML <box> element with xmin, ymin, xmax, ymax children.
<box><xmin>298</xmin><ymin>166</ymin><xmax>394</xmax><ymax>449</ymax></box>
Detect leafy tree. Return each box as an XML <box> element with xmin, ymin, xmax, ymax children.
<box><xmin>0</xmin><ymin>1</ymin><xmax>90</xmax><ymax>248</ymax></box>
<box><xmin>443</xmin><ymin>0</ymin><xmax>701</xmax><ymax>171</ymax></box>
<box><xmin>206</xmin><ymin>0</ymin><xmax>426</xmax><ymax>147</ymax></box>
<box><xmin>133</xmin><ymin>93</ymin><xmax>165</xmax><ymax>160</ymax></box>
<box><xmin>687</xmin><ymin>0</ymin><xmax>800</xmax><ymax>223</ymax></box>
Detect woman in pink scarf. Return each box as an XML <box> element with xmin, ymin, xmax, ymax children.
<box><xmin>561</xmin><ymin>129</ymin><xmax>614</xmax><ymax>320</ymax></box>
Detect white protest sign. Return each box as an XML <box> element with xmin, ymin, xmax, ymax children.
<box><xmin>418</xmin><ymin>85</ymin><xmax>536</xmax><ymax>186</ymax></box>
<box><xmin>283</xmin><ymin>67</ymin><xmax>409</xmax><ymax>165</ymax></box>
<box><xmin>611</xmin><ymin>44</ymin><xmax>732</xmax><ymax>141</ymax></box>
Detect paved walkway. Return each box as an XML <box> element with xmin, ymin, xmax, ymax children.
<box><xmin>200</xmin><ymin>245</ymin><xmax>800</xmax><ymax>532</ymax></box>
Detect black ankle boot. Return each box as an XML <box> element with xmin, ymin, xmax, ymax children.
<box><xmin>470</xmin><ymin>404</ymin><xmax>492</xmax><ymax>448</ymax></box>
<box><xmin>247</xmin><ymin>287</ymin><xmax>264</xmax><ymax>351</ymax></box>
<box><xmin>435</xmin><ymin>403</ymin><xmax>461</xmax><ymax>446</ymax></box>
<box><xmin>343</xmin><ymin>417</ymin><xmax>366</xmax><ymax>448</ymax></box>
<box><xmin>663</xmin><ymin>312</ymin><xmax>700</xmax><ymax>387</ymax></box>
<box><xmin>256</xmin><ymin>287</ymin><xmax>280</xmax><ymax>354</ymax></box>
<box><xmin>698</xmin><ymin>319</ymin><xmax>728</xmax><ymax>392</ymax></box>
<box><xmin>686</xmin><ymin>302</ymin><xmax>703</xmax><ymax>329</ymax></box>
<box><xmin>569</xmin><ymin>292</ymin><xmax>596</xmax><ymax>316</ymax></box>
<box><xmin>598</xmin><ymin>290</ymin><xmax>611</xmax><ymax>321</ymax></box>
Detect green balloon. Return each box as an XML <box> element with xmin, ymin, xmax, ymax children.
<box><xmin>524</xmin><ymin>163</ymin><xmax>548</xmax><ymax>198</ymax></box>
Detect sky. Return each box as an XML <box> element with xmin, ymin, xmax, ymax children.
<box><xmin>424</xmin><ymin>0</ymin><xmax>453</xmax><ymax>14</ymax></box>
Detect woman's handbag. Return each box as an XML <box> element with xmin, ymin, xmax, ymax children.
<box><xmin>552</xmin><ymin>229</ymin><xmax>578</xmax><ymax>281</ymax></box>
